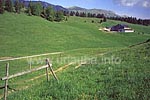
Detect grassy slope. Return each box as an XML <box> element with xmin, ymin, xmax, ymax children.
<box><xmin>6</xmin><ymin>41</ymin><xmax>150</xmax><ymax>100</ymax></box>
<box><xmin>0</xmin><ymin>13</ymin><xmax>150</xmax><ymax>99</ymax></box>
<box><xmin>0</xmin><ymin>13</ymin><xmax>150</xmax><ymax>57</ymax></box>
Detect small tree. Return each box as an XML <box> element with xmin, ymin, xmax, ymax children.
<box><xmin>70</xmin><ymin>11</ymin><xmax>74</xmax><ymax>16</ymax></box>
<box><xmin>5</xmin><ymin>0</ymin><xmax>13</xmax><ymax>12</ymax></box>
<box><xmin>41</xmin><ymin>6</ymin><xmax>46</xmax><ymax>18</ymax></box>
<box><xmin>55</xmin><ymin>11</ymin><xmax>64</xmax><ymax>22</ymax></box>
<box><xmin>99</xmin><ymin>19</ymin><xmax>103</xmax><ymax>24</ymax></box>
<box><xmin>14</xmin><ymin>0</ymin><xmax>21</xmax><ymax>13</ymax></box>
<box><xmin>33</xmin><ymin>2</ymin><xmax>42</xmax><ymax>16</ymax></box>
<box><xmin>0</xmin><ymin>0</ymin><xmax>5</xmax><ymax>14</ymax></box>
<box><xmin>103</xmin><ymin>17</ymin><xmax>107</xmax><ymax>22</ymax></box>
<box><xmin>75</xmin><ymin>11</ymin><xmax>79</xmax><ymax>16</ymax></box>
<box><xmin>21</xmin><ymin>2</ymin><xmax>25</xmax><ymax>8</ymax></box>
<box><xmin>92</xmin><ymin>20</ymin><xmax>94</xmax><ymax>23</ymax></box>
<box><xmin>46</xmin><ymin>6</ymin><xmax>55</xmax><ymax>21</ymax></box>
<box><xmin>80</xmin><ymin>12</ymin><xmax>86</xmax><ymax>17</ymax></box>
<box><xmin>65</xmin><ymin>16</ymin><xmax>68</xmax><ymax>21</ymax></box>
<box><xmin>27</xmin><ymin>1</ymin><xmax>32</xmax><ymax>16</ymax></box>
<box><xmin>28</xmin><ymin>2</ymin><xmax>42</xmax><ymax>16</ymax></box>
<box><xmin>87</xmin><ymin>13</ymin><xmax>92</xmax><ymax>17</ymax></box>
<box><xmin>20</xmin><ymin>2</ymin><xmax>26</xmax><ymax>13</ymax></box>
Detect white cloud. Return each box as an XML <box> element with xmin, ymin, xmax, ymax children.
<box><xmin>114</xmin><ymin>0</ymin><xmax>150</xmax><ymax>8</ymax></box>
<box><xmin>142</xmin><ymin>1</ymin><xmax>150</xmax><ymax>7</ymax></box>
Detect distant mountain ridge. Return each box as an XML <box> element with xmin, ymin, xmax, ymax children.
<box><xmin>68</xmin><ymin>6</ymin><xmax>86</xmax><ymax>11</ymax></box>
<box><xmin>13</xmin><ymin>0</ymin><xmax>68</xmax><ymax>11</ymax></box>
<box><xmin>68</xmin><ymin>6</ymin><xmax>120</xmax><ymax>17</ymax></box>
<box><xmin>15</xmin><ymin>0</ymin><xmax>120</xmax><ymax>17</ymax></box>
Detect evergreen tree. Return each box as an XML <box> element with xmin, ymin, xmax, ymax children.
<box><xmin>5</xmin><ymin>0</ymin><xmax>13</xmax><ymax>12</ymax></box>
<box><xmin>20</xmin><ymin>2</ymin><xmax>25</xmax><ymax>12</ymax></box>
<box><xmin>21</xmin><ymin>1</ymin><xmax>25</xmax><ymax>8</ymax></box>
<box><xmin>87</xmin><ymin>13</ymin><xmax>92</xmax><ymax>17</ymax></box>
<box><xmin>28</xmin><ymin>2</ymin><xmax>42</xmax><ymax>16</ymax></box>
<box><xmin>96</xmin><ymin>14</ymin><xmax>104</xmax><ymax>18</ymax></box>
<box><xmin>63</xmin><ymin>11</ymin><xmax>69</xmax><ymax>16</ymax></box>
<box><xmin>41</xmin><ymin>6</ymin><xmax>46</xmax><ymax>18</ymax></box>
<box><xmin>55</xmin><ymin>11</ymin><xmax>64</xmax><ymax>22</ymax></box>
<box><xmin>14</xmin><ymin>0</ymin><xmax>21</xmax><ymax>13</ymax></box>
<box><xmin>99</xmin><ymin>19</ymin><xmax>103</xmax><ymax>24</ymax></box>
<box><xmin>45</xmin><ymin>6</ymin><xmax>55</xmax><ymax>21</ymax></box>
<box><xmin>65</xmin><ymin>16</ymin><xmax>68</xmax><ymax>21</ymax></box>
<box><xmin>138</xmin><ymin>19</ymin><xmax>143</xmax><ymax>25</ymax></box>
<box><xmin>91</xmin><ymin>13</ymin><xmax>96</xmax><ymax>18</ymax></box>
<box><xmin>32</xmin><ymin>2</ymin><xmax>42</xmax><ymax>16</ymax></box>
<box><xmin>0</xmin><ymin>0</ymin><xmax>5</xmax><ymax>14</ymax></box>
<box><xmin>103</xmin><ymin>17</ymin><xmax>107</xmax><ymax>22</ymax></box>
<box><xmin>80</xmin><ymin>12</ymin><xmax>86</xmax><ymax>17</ymax></box>
<box><xmin>70</xmin><ymin>11</ymin><xmax>74</xmax><ymax>16</ymax></box>
<box><xmin>75</xmin><ymin>11</ymin><xmax>79</xmax><ymax>16</ymax></box>
<box><xmin>27</xmin><ymin>1</ymin><xmax>32</xmax><ymax>15</ymax></box>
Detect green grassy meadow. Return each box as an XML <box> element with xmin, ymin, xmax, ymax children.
<box><xmin>6</xmin><ymin>42</ymin><xmax>150</xmax><ymax>100</ymax></box>
<box><xmin>0</xmin><ymin>12</ymin><xmax>150</xmax><ymax>100</ymax></box>
<box><xmin>0</xmin><ymin>12</ymin><xmax>150</xmax><ymax>57</ymax></box>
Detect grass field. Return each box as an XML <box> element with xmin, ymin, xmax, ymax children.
<box><xmin>0</xmin><ymin>12</ymin><xmax>150</xmax><ymax>100</ymax></box>
<box><xmin>0</xmin><ymin>12</ymin><xmax>150</xmax><ymax>57</ymax></box>
<box><xmin>4</xmin><ymin>40</ymin><xmax>150</xmax><ymax>100</ymax></box>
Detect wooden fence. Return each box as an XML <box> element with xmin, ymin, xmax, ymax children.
<box><xmin>0</xmin><ymin>58</ymin><xmax>58</xmax><ymax>100</ymax></box>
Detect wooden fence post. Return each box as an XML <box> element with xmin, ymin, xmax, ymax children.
<box><xmin>59</xmin><ymin>53</ymin><xmax>62</xmax><ymax>59</ymax></box>
<box><xmin>46</xmin><ymin>59</ymin><xmax>59</xmax><ymax>82</ymax></box>
<box><xmin>4</xmin><ymin>63</ymin><xmax>9</xmax><ymax>100</ymax></box>
<box><xmin>29</xmin><ymin>61</ymin><xmax>32</xmax><ymax>70</ymax></box>
<box><xmin>45</xmin><ymin>59</ymin><xmax>49</xmax><ymax>82</ymax></box>
<box><xmin>28</xmin><ymin>58</ymin><xmax>32</xmax><ymax>70</ymax></box>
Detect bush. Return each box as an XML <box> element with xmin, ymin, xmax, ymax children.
<box><xmin>92</xmin><ymin>20</ymin><xmax>94</xmax><ymax>23</ymax></box>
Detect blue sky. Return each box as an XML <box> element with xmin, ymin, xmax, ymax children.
<box><xmin>33</xmin><ymin>0</ymin><xmax>150</xmax><ymax>19</ymax></box>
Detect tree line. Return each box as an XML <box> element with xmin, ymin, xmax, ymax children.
<box><xmin>68</xmin><ymin>11</ymin><xmax>107</xmax><ymax>23</ymax></box>
<box><xmin>27</xmin><ymin>1</ymin><xmax>65</xmax><ymax>22</ymax></box>
<box><xmin>0</xmin><ymin>0</ymin><xmax>65</xmax><ymax>22</ymax></box>
<box><xmin>0</xmin><ymin>0</ymin><xmax>24</xmax><ymax>13</ymax></box>
<box><xmin>0</xmin><ymin>0</ymin><xmax>149</xmax><ymax>25</ymax></box>
<box><xmin>108</xmin><ymin>16</ymin><xmax>150</xmax><ymax>26</ymax></box>
<box><xmin>68</xmin><ymin>11</ymin><xmax>150</xmax><ymax>26</ymax></box>
<box><xmin>69</xmin><ymin>11</ymin><xmax>105</xmax><ymax>18</ymax></box>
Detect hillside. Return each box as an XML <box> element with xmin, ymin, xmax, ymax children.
<box><xmin>0</xmin><ymin>12</ymin><xmax>150</xmax><ymax>100</ymax></box>
<box><xmin>12</xmin><ymin>0</ymin><xmax>119</xmax><ymax>17</ymax></box>
<box><xmin>12</xmin><ymin>0</ymin><xmax>68</xmax><ymax>11</ymax></box>
<box><xmin>0</xmin><ymin>13</ymin><xmax>150</xmax><ymax>57</ymax></box>
<box><xmin>5</xmin><ymin>39</ymin><xmax>150</xmax><ymax>100</ymax></box>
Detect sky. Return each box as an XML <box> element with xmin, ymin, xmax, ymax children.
<box><xmin>33</xmin><ymin>0</ymin><xmax>150</xmax><ymax>19</ymax></box>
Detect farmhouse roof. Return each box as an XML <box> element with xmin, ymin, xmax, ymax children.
<box><xmin>110</xmin><ymin>24</ymin><xmax>129</xmax><ymax>31</ymax></box>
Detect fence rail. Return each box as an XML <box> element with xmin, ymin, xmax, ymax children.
<box><xmin>0</xmin><ymin>52</ymin><xmax>63</xmax><ymax>62</ymax></box>
<box><xmin>0</xmin><ymin>58</ymin><xmax>58</xmax><ymax>100</ymax></box>
<box><xmin>1</xmin><ymin>65</ymin><xmax>48</xmax><ymax>81</ymax></box>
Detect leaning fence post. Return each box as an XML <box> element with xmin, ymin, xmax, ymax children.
<box><xmin>4</xmin><ymin>63</ymin><xmax>9</xmax><ymax>100</ymax></box>
<box><xmin>45</xmin><ymin>60</ymin><xmax>49</xmax><ymax>82</ymax></box>
<box><xmin>46</xmin><ymin>58</ymin><xmax>59</xmax><ymax>82</ymax></box>
<box><xmin>29</xmin><ymin>59</ymin><xmax>32</xmax><ymax>70</ymax></box>
<box><xmin>59</xmin><ymin>53</ymin><xmax>62</xmax><ymax>59</ymax></box>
